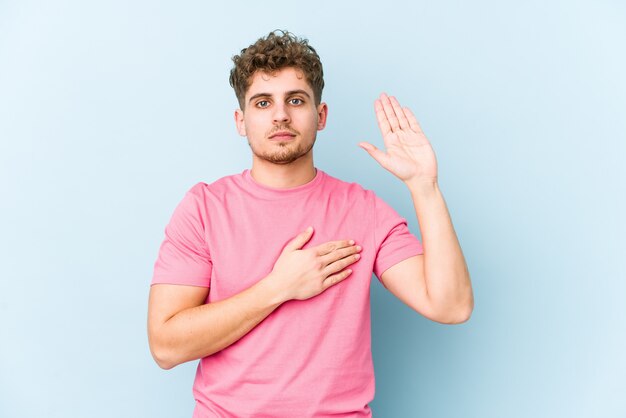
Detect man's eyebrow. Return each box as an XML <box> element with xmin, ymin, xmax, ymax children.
<box><xmin>247</xmin><ymin>90</ymin><xmax>311</xmax><ymax>105</ymax></box>
<box><xmin>285</xmin><ymin>89</ymin><xmax>311</xmax><ymax>98</ymax></box>
<box><xmin>248</xmin><ymin>92</ymin><xmax>270</xmax><ymax>104</ymax></box>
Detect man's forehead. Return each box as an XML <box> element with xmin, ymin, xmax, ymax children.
<box><xmin>246</xmin><ymin>67</ymin><xmax>311</xmax><ymax>96</ymax></box>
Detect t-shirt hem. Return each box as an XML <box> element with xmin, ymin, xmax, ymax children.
<box><xmin>151</xmin><ymin>277</ymin><xmax>210</xmax><ymax>287</ymax></box>
<box><xmin>374</xmin><ymin>247</ymin><xmax>424</xmax><ymax>283</ymax></box>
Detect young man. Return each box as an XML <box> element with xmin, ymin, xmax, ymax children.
<box><xmin>148</xmin><ymin>30</ymin><xmax>473</xmax><ymax>417</ymax></box>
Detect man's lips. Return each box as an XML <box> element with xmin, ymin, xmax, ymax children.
<box><xmin>269</xmin><ymin>131</ymin><xmax>297</xmax><ymax>140</ymax></box>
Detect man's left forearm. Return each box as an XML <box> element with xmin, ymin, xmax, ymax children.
<box><xmin>406</xmin><ymin>178</ymin><xmax>474</xmax><ymax>322</ymax></box>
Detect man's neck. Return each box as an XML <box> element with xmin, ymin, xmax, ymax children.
<box><xmin>250</xmin><ymin>157</ymin><xmax>316</xmax><ymax>189</ymax></box>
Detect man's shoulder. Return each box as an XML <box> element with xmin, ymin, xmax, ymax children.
<box><xmin>186</xmin><ymin>172</ymin><xmax>244</xmax><ymax>196</ymax></box>
<box><xmin>321</xmin><ymin>170</ymin><xmax>376</xmax><ymax>201</ymax></box>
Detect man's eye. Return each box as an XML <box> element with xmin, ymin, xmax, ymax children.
<box><xmin>289</xmin><ymin>98</ymin><xmax>303</xmax><ymax>105</ymax></box>
<box><xmin>256</xmin><ymin>100</ymin><xmax>270</xmax><ymax>108</ymax></box>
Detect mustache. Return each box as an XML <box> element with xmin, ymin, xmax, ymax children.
<box><xmin>267</xmin><ymin>125</ymin><xmax>300</xmax><ymax>136</ymax></box>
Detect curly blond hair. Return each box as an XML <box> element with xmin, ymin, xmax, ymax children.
<box><xmin>229</xmin><ymin>30</ymin><xmax>324</xmax><ymax>109</ymax></box>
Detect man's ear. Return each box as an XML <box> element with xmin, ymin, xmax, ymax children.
<box><xmin>317</xmin><ymin>102</ymin><xmax>328</xmax><ymax>131</ymax></box>
<box><xmin>234</xmin><ymin>109</ymin><xmax>246</xmax><ymax>136</ymax></box>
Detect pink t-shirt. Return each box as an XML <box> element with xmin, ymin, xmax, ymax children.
<box><xmin>152</xmin><ymin>168</ymin><xmax>423</xmax><ymax>417</ymax></box>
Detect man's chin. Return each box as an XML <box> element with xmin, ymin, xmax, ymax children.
<box><xmin>259</xmin><ymin>154</ymin><xmax>304</xmax><ymax>165</ymax></box>
<box><xmin>249</xmin><ymin>140</ymin><xmax>315</xmax><ymax>165</ymax></box>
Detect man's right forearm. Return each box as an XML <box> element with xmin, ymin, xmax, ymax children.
<box><xmin>151</xmin><ymin>276</ymin><xmax>285</xmax><ymax>370</ymax></box>
<box><xmin>149</xmin><ymin>229</ymin><xmax>361</xmax><ymax>369</ymax></box>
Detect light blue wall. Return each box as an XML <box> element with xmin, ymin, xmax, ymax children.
<box><xmin>1</xmin><ymin>1</ymin><xmax>624</xmax><ymax>417</ymax></box>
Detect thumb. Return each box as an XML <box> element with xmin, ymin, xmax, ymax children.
<box><xmin>358</xmin><ymin>142</ymin><xmax>390</xmax><ymax>168</ymax></box>
<box><xmin>284</xmin><ymin>226</ymin><xmax>314</xmax><ymax>252</ymax></box>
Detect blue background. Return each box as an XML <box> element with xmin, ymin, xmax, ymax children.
<box><xmin>1</xmin><ymin>1</ymin><xmax>624</xmax><ymax>417</ymax></box>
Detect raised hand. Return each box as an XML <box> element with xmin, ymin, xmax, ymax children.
<box><xmin>359</xmin><ymin>93</ymin><xmax>438</xmax><ymax>184</ymax></box>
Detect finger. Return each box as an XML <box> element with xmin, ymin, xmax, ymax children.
<box><xmin>404</xmin><ymin>107</ymin><xmax>424</xmax><ymax>134</ymax></box>
<box><xmin>374</xmin><ymin>99</ymin><xmax>391</xmax><ymax>137</ymax></box>
<box><xmin>358</xmin><ymin>142</ymin><xmax>392</xmax><ymax>170</ymax></box>
<box><xmin>379</xmin><ymin>93</ymin><xmax>400</xmax><ymax>132</ymax></box>
<box><xmin>315</xmin><ymin>239</ymin><xmax>354</xmax><ymax>256</ymax></box>
<box><xmin>284</xmin><ymin>226</ymin><xmax>314</xmax><ymax>252</ymax></box>
<box><xmin>322</xmin><ymin>268</ymin><xmax>353</xmax><ymax>290</ymax></box>
<box><xmin>319</xmin><ymin>244</ymin><xmax>361</xmax><ymax>267</ymax></box>
<box><xmin>389</xmin><ymin>96</ymin><xmax>409</xmax><ymax>130</ymax></box>
<box><xmin>323</xmin><ymin>251</ymin><xmax>361</xmax><ymax>276</ymax></box>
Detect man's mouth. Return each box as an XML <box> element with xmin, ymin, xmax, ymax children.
<box><xmin>269</xmin><ymin>131</ymin><xmax>297</xmax><ymax>141</ymax></box>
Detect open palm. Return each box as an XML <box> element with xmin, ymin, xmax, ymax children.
<box><xmin>359</xmin><ymin>93</ymin><xmax>438</xmax><ymax>184</ymax></box>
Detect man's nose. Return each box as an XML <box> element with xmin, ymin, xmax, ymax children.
<box><xmin>272</xmin><ymin>103</ymin><xmax>290</xmax><ymax>124</ymax></box>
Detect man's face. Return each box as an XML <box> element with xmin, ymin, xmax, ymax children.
<box><xmin>235</xmin><ymin>67</ymin><xmax>327</xmax><ymax>165</ymax></box>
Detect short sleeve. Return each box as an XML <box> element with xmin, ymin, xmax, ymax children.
<box><xmin>372</xmin><ymin>193</ymin><xmax>423</xmax><ymax>282</ymax></box>
<box><xmin>151</xmin><ymin>185</ymin><xmax>212</xmax><ymax>287</ymax></box>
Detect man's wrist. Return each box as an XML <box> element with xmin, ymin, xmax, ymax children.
<box><xmin>258</xmin><ymin>273</ymin><xmax>290</xmax><ymax>307</ymax></box>
<box><xmin>404</xmin><ymin>177</ymin><xmax>440</xmax><ymax>198</ymax></box>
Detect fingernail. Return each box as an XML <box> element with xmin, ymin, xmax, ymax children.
<box><xmin>349</xmin><ymin>240</ymin><xmax>355</xmax><ymax>245</ymax></box>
